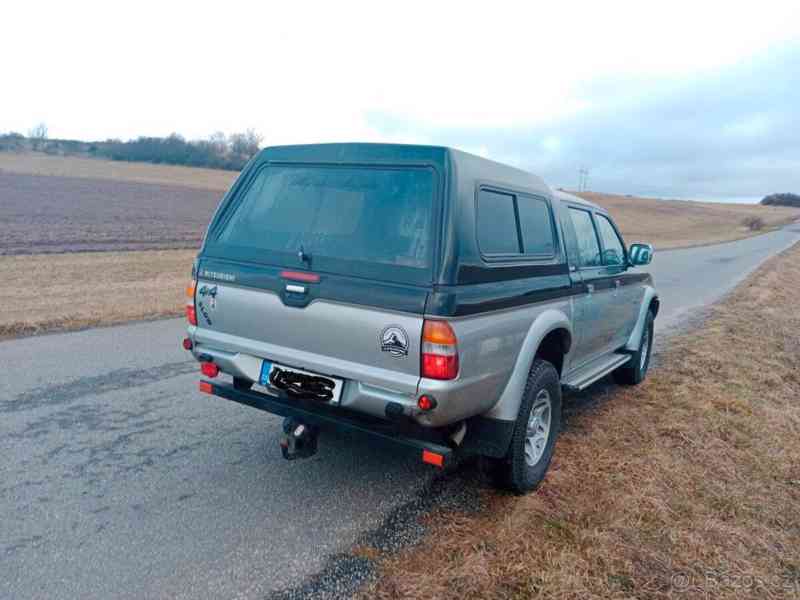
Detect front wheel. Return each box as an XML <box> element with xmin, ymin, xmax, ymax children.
<box><xmin>491</xmin><ymin>358</ymin><xmax>562</xmax><ymax>494</ymax></box>
<box><xmin>613</xmin><ymin>309</ymin><xmax>654</xmax><ymax>385</ymax></box>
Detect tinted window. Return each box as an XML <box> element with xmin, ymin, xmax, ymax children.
<box><xmin>216</xmin><ymin>165</ymin><xmax>434</xmax><ymax>270</ymax></box>
<box><xmin>517</xmin><ymin>196</ymin><xmax>555</xmax><ymax>255</ymax></box>
<box><xmin>559</xmin><ymin>209</ymin><xmax>580</xmax><ymax>267</ymax></box>
<box><xmin>477</xmin><ymin>190</ymin><xmax>521</xmax><ymax>254</ymax></box>
<box><xmin>596</xmin><ymin>214</ymin><xmax>625</xmax><ymax>266</ymax></box>
<box><xmin>568</xmin><ymin>208</ymin><xmax>602</xmax><ymax>267</ymax></box>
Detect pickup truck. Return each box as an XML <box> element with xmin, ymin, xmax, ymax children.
<box><xmin>185</xmin><ymin>143</ymin><xmax>658</xmax><ymax>493</ymax></box>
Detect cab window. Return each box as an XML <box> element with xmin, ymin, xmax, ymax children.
<box><xmin>568</xmin><ymin>208</ymin><xmax>602</xmax><ymax>267</ymax></box>
<box><xmin>595</xmin><ymin>214</ymin><xmax>625</xmax><ymax>266</ymax></box>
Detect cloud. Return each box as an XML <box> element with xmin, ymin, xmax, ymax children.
<box><xmin>2</xmin><ymin>1</ymin><xmax>798</xmax><ymax>201</ymax></box>
<box><xmin>366</xmin><ymin>43</ymin><xmax>800</xmax><ymax>201</ymax></box>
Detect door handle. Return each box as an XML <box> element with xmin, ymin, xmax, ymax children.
<box><xmin>586</xmin><ymin>283</ymin><xmax>594</xmax><ymax>294</ymax></box>
<box><xmin>614</xmin><ymin>280</ymin><xmax>621</xmax><ymax>289</ymax></box>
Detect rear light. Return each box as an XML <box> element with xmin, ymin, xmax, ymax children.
<box><xmin>421</xmin><ymin>320</ymin><xmax>459</xmax><ymax>380</ymax></box>
<box><xmin>198</xmin><ymin>381</ymin><xmax>213</xmax><ymax>394</ymax></box>
<box><xmin>182</xmin><ymin>337</ymin><xmax>193</xmax><ymax>350</ymax></box>
<box><xmin>417</xmin><ymin>394</ymin><xmax>437</xmax><ymax>411</ymax></box>
<box><xmin>280</xmin><ymin>270</ymin><xmax>320</xmax><ymax>283</ymax></box>
<box><xmin>186</xmin><ymin>280</ymin><xmax>197</xmax><ymax>325</ymax></box>
<box><xmin>422</xmin><ymin>449</ymin><xmax>445</xmax><ymax>468</ymax></box>
<box><xmin>200</xmin><ymin>362</ymin><xmax>219</xmax><ymax>378</ymax></box>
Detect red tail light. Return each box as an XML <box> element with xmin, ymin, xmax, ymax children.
<box><xmin>421</xmin><ymin>320</ymin><xmax>459</xmax><ymax>380</ymax></box>
<box><xmin>200</xmin><ymin>362</ymin><xmax>219</xmax><ymax>378</ymax></box>
<box><xmin>280</xmin><ymin>270</ymin><xmax>320</xmax><ymax>283</ymax></box>
<box><xmin>186</xmin><ymin>280</ymin><xmax>197</xmax><ymax>325</ymax></box>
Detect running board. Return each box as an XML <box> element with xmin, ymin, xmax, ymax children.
<box><xmin>562</xmin><ymin>353</ymin><xmax>631</xmax><ymax>391</ymax></box>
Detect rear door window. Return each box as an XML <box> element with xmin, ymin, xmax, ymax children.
<box><xmin>595</xmin><ymin>214</ymin><xmax>626</xmax><ymax>266</ymax></box>
<box><xmin>211</xmin><ymin>165</ymin><xmax>436</xmax><ymax>283</ymax></box>
<box><xmin>476</xmin><ymin>190</ymin><xmax>521</xmax><ymax>255</ymax></box>
<box><xmin>568</xmin><ymin>208</ymin><xmax>602</xmax><ymax>267</ymax></box>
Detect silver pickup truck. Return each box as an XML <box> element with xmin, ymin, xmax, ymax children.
<box><xmin>185</xmin><ymin>144</ymin><xmax>658</xmax><ymax>493</ymax></box>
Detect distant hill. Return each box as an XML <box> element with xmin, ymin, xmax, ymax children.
<box><xmin>761</xmin><ymin>193</ymin><xmax>800</xmax><ymax>207</ymax></box>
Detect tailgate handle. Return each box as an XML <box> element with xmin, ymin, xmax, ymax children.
<box><xmin>286</xmin><ymin>284</ymin><xmax>307</xmax><ymax>294</ymax></box>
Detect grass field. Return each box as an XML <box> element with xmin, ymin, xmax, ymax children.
<box><xmin>577</xmin><ymin>191</ymin><xmax>800</xmax><ymax>249</ymax></box>
<box><xmin>0</xmin><ymin>249</ymin><xmax>195</xmax><ymax>339</ymax></box>
<box><xmin>359</xmin><ymin>242</ymin><xmax>800</xmax><ymax>600</ymax></box>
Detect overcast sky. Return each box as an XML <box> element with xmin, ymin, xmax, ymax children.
<box><xmin>2</xmin><ymin>1</ymin><xmax>798</xmax><ymax>201</ymax></box>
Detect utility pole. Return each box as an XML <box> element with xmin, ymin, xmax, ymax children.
<box><xmin>578</xmin><ymin>167</ymin><xmax>590</xmax><ymax>192</ymax></box>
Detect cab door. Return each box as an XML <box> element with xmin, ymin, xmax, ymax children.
<box><xmin>594</xmin><ymin>213</ymin><xmax>642</xmax><ymax>348</ymax></box>
<box><xmin>564</xmin><ymin>206</ymin><xmax>613</xmax><ymax>367</ymax></box>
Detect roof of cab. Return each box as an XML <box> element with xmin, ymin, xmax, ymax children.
<box><xmin>256</xmin><ymin>143</ymin><xmax>554</xmax><ymax>198</ymax></box>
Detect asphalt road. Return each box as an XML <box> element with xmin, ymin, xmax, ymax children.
<box><xmin>2</xmin><ymin>226</ymin><xmax>799</xmax><ymax>600</ymax></box>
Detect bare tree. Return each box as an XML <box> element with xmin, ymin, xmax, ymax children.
<box><xmin>28</xmin><ymin>122</ymin><xmax>48</xmax><ymax>150</ymax></box>
<box><xmin>208</xmin><ymin>131</ymin><xmax>229</xmax><ymax>156</ymax></box>
<box><xmin>230</xmin><ymin>128</ymin><xmax>263</xmax><ymax>159</ymax></box>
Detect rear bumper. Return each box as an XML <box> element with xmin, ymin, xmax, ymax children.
<box><xmin>199</xmin><ymin>379</ymin><xmax>455</xmax><ymax>467</ymax></box>
<box><xmin>193</xmin><ymin>342</ymin><xmax>426</xmax><ymax>422</ymax></box>
<box><xmin>188</xmin><ymin>326</ymin><xmax>503</xmax><ymax>428</ymax></box>
<box><xmin>200</xmin><ymin>381</ymin><xmax>454</xmax><ymax>468</ymax></box>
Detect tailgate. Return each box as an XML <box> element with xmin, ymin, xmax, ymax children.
<box><xmin>192</xmin><ymin>259</ymin><xmax>427</xmax><ymax>395</ymax></box>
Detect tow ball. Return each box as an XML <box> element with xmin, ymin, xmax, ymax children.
<box><xmin>280</xmin><ymin>417</ymin><xmax>319</xmax><ymax>460</ymax></box>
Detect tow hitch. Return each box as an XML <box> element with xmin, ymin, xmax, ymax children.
<box><xmin>280</xmin><ymin>417</ymin><xmax>319</xmax><ymax>460</ymax></box>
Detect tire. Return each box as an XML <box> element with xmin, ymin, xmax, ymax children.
<box><xmin>613</xmin><ymin>309</ymin><xmax>654</xmax><ymax>385</ymax></box>
<box><xmin>233</xmin><ymin>377</ymin><xmax>253</xmax><ymax>391</ymax></box>
<box><xmin>491</xmin><ymin>359</ymin><xmax>562</xmax><ymax>494</ymax></box>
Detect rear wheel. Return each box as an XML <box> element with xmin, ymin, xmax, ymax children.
<box><xmin>492</xmin><ymin>359</ymin><xmax>561</xmax><ymax>494</ymax></box>
<box><xmin>613</xmin><ymin>309</ymin><xmax>654</xmax><ymax>385</ymax></box>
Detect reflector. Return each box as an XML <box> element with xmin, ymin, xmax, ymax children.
<box><xmin>200</xmin><ymin>362</ymin><xmax>219</xmax><ymax>378</ymax></box>
<box><xmin>422</xmin><ymin>449</ymin><xmax>444</xmax><ymax>468</ymax></box>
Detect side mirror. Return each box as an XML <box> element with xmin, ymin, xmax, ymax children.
<box><xmin>628</xmin><ymin>243</ymin><xmax>654</xmax><ymax>266</ymax></box>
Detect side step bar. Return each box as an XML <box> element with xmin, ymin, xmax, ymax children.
<box><xmin>199</xmin><ymin>380</ymin><xmax>454</xmax><ymax>468</ymax></box>
<box><xmin>562</xmin><ymin>353</ymin><xmax>631</xmax><ymax>392</ymax></box>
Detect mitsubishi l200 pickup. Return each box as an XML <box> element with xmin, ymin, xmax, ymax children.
<box><xmin>185</xmin><ymin>144</ymin><xmax>658</xmax><ymax>493</ymax></box>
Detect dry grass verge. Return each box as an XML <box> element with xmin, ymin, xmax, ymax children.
<box><xmin>577</xmin><ymin>191</ymin><xmax>800</xmax><ymax>249</ymax></box>
<box><xmin>360</xmin><ymin>243</ymin><xmax>800</xmax><ymax>599</ymax></box>
<box><xmin>0</xmin><ymin>249</ymin><xmax>194</xmax><ymax>339</ymax></box>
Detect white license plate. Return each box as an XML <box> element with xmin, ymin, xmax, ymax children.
<box><xmin>259</xmin><ymin>360</ymin><xmax>343</xmax><ymax>405</ymax></box>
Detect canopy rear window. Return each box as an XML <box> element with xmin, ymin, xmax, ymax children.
<box><xmin>209</xmin><ymin>164</ymin><xmax>436</xmax><ymax>283</ymax></box>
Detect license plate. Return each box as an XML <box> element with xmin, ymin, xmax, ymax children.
<box><xmin>259</xmin><ymin>360</ymin><xmax>343</xmax><ymax>405</ymax></box>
